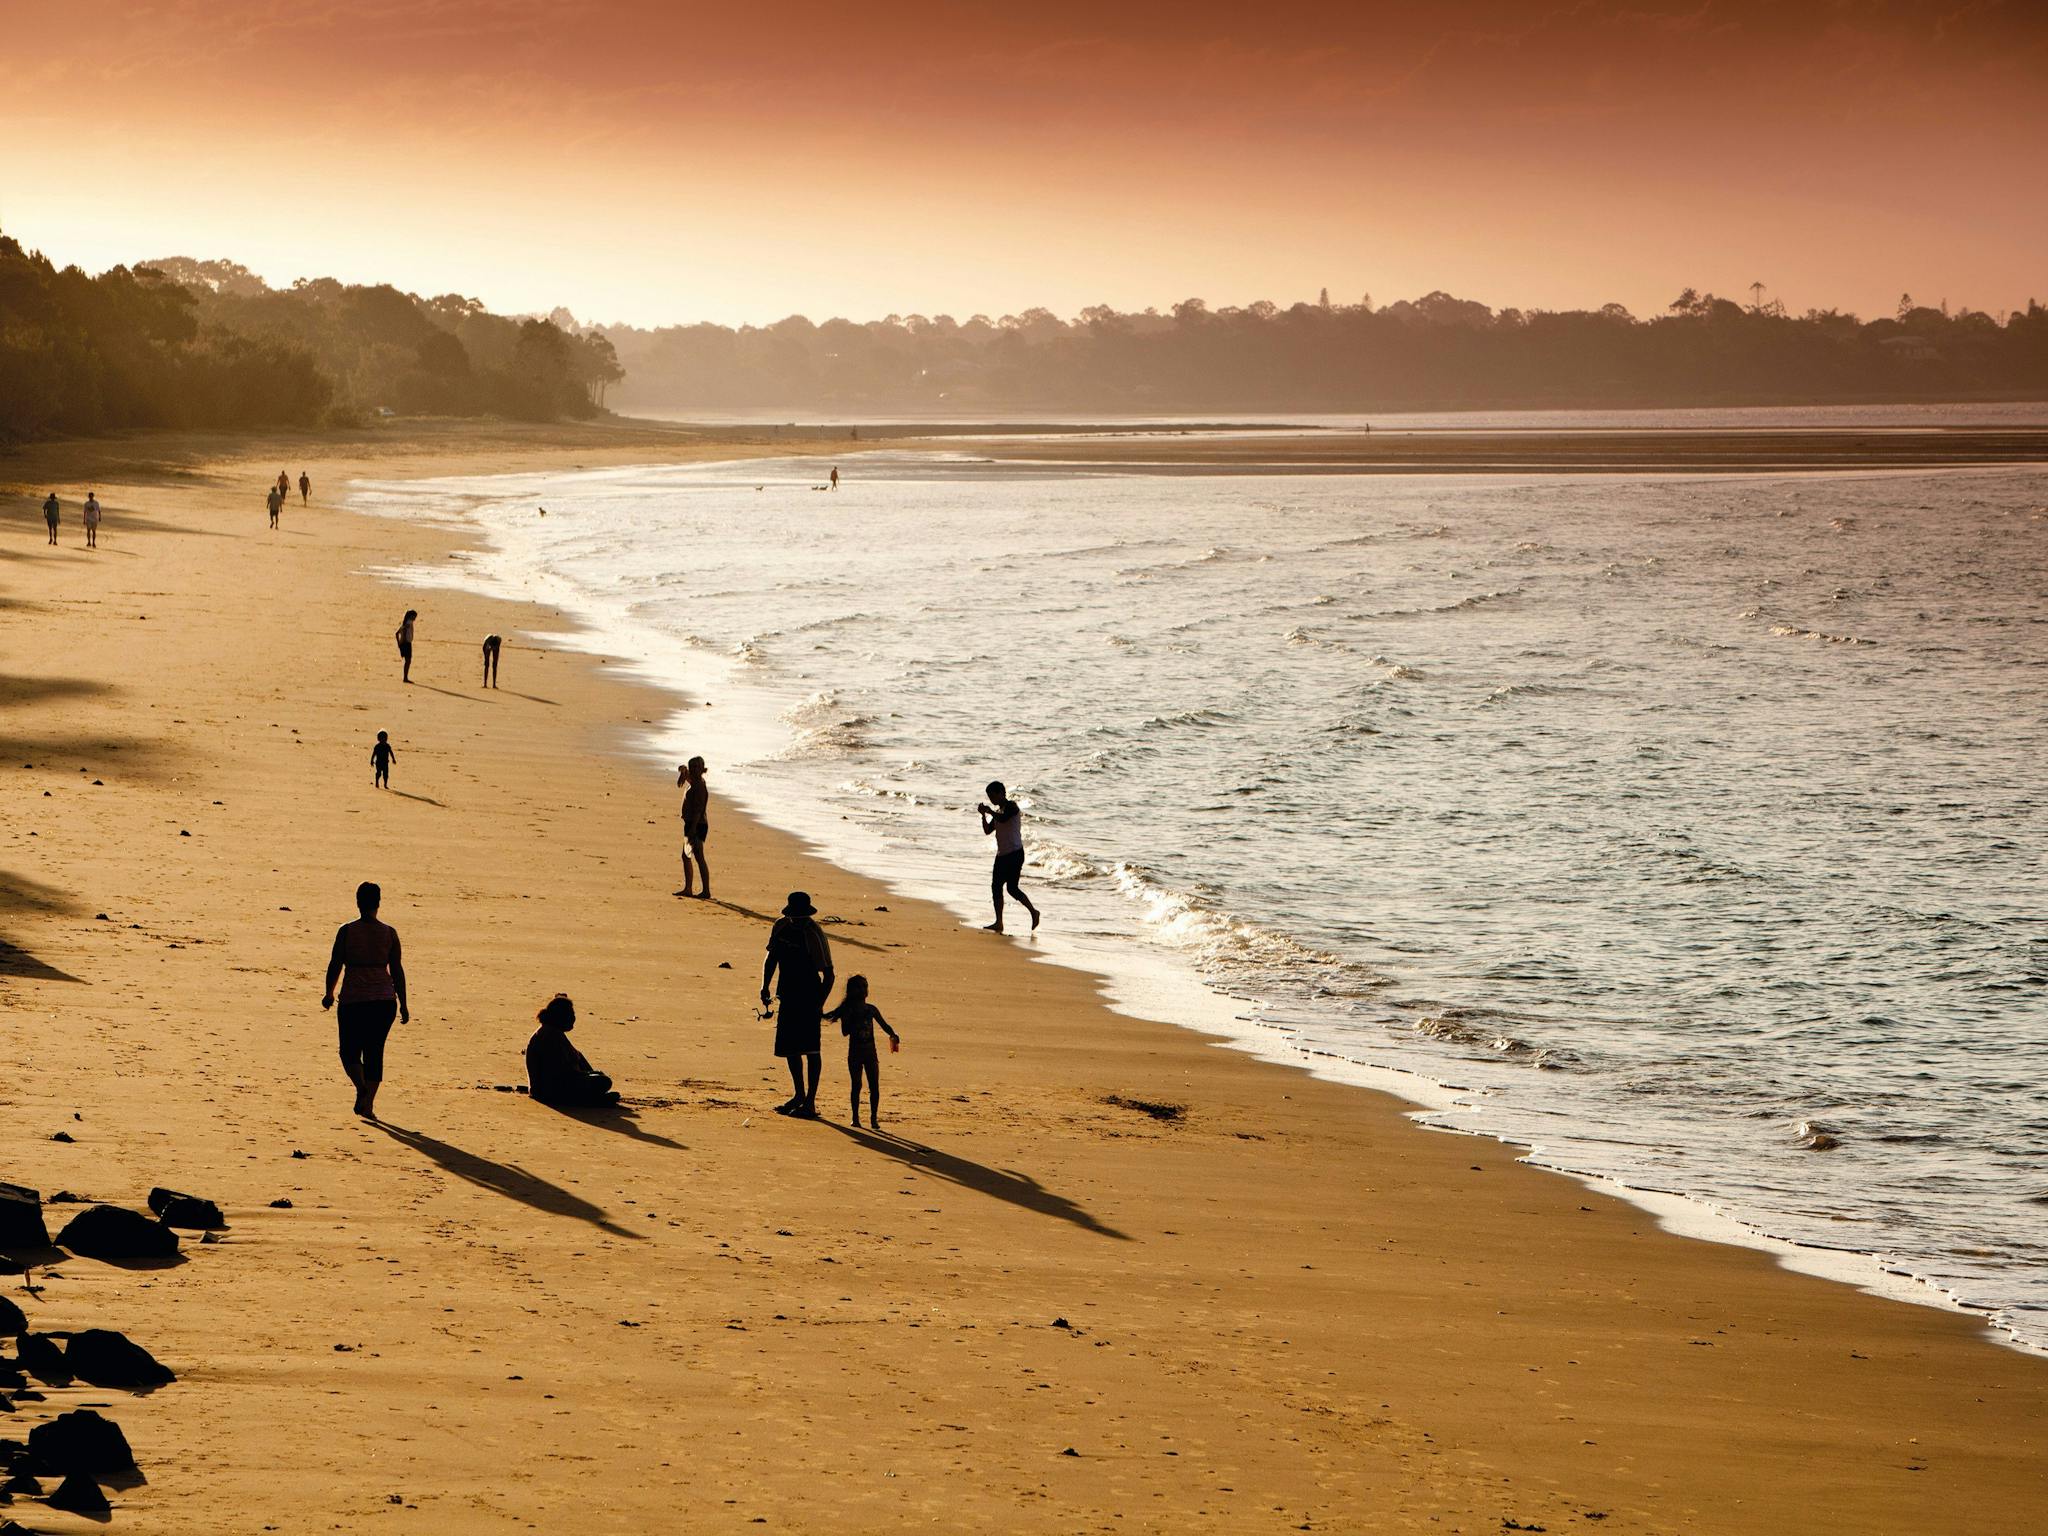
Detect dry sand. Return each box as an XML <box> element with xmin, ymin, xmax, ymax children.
<box><xmin>2</xmin><ymin>425</ymin><xmax>2043</xmax><ymax>1533</ymax></box>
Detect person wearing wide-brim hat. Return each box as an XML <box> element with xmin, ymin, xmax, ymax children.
<box><xmin>761</xmin><ymin>891</ymin><xmax>834</xmax><ymax>1118</ymax></box>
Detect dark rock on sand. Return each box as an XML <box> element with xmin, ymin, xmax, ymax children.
<box><xmin>65</xmin><ymin>1330</ymin><xmax>174</xmax><ymax>1390</ymax></box>
<box><xmin>26</xmin><ymin>1410</ymin><xmax>133</xmax><ymax>1475</ymax></box>
<box><xmin>0</xmin><ymin>1469</ymin><xmax>42</xmax><ymax>1495</ymax></box>
<box><xmin>147</xmin><ymin>1188</ymin><xmax>224</xmax><ymax>1230</ymax></box>
<box><xmin>268</xmin><ymin>1198</ymin><xmax>293</xmax><ymax>1210</ymax></box>
<box><xmin>45</xmin><ymin>1472</ymin><xmax>110</xmax><ymax>1514</ymax></box>
<box><xmin>0</xmin><ymin>1187</ymin><xmax>48</xmax><ymax>1249</ymax></box>
<box><xmin>46</xmin><ymin>1135</ymin><xmax>71</xmax><ymax>1146</ymax></box>
<box><xmin>14</xmin><ymin>1338</ymin><xmax>68</xmax><ymax>1387</ymax></box>
<box><xmin>0</xmin><ymin>1298</ymin><xmax>24</xmax><ymax>1337</ymax></box>
<box><xmin>55</xmin><ymin>1205</ymin><xmax>177</xmax><ymax>1262</ymax></box>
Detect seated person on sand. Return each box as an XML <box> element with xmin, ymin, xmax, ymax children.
<box><xmin>526</xmin><ymin>993</ymin><xmax>621</xmax><ymax>1108</ymax></box>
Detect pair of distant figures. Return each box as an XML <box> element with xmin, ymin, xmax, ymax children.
<box><xmin>391</xmin><ymin>607</ymin><xmax>503</xmax><ymax>688</ymax></box>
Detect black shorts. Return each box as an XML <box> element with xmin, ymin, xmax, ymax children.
<box><xmin>398</xmin><ymin>642</ymin><xmax>413</xmax><ymax>660</ymax></box>
<box><xmin>684</xmin><ymin>821</ymin><xmax>708</xmax><ymax>847</ymax></box>
<box><xmin>774</xmin><ymin>993</ymin><xmax>823</xmax><ymax>1058</ymax></box>
<box><xmin>337</xmin><ymin>999</ymin><xmax>398</xmax><ymax>1068</ymax></box>
<box><xmin>993</xmin><ymin>849</ymin><xmax>1025</xmax><ymax>886</ymax></box>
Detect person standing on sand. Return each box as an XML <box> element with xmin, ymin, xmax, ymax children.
<box><xmin>267</xmin><ymin>484</ymin><xmax>283</xmax><ymax>529</ymax></box>
<box><xmin>371</xmin><ymin>730</ymin><xmax>396</xmax><ymax>788</ymax></box>
<box><xmin>396</xmin><ymin>609</ymin><xmax>417</xmax><ymax>683</ymax></box>
<box><xmin>321</xmin><ymin>881</ymin><xmax>409</xmax><ymax>1119</ymax></box>
<box><xmin>826</xmin><ymin>974</ymin><xmax>899</xmax><ymax>1128</ymax></box>
<box><xmin>481</xmin><ymin>633</ymin><xmax>502</xmax><ymax>688</ymax></box>
<box><xmin>43</xmin><ymin>493</ymin><xmax>59</xmax><ymax>545</ymax></box>
<box><xmin>977</xmin><ymin>780</ymin><xmax>1040</xmax><ymax>933</ymax></box>
<box><xmin>299</xmin><ymin>471</ymin><xmax>311</xmax><ymax>505</ymax></box>
<box><xmin>82</xmin><ymin>492</ymin><xmax>101</xmax><ymax>550</ymax></box>
<box><xmin>676</xmin><ymin>756</ymin><xmax>710</xmax><ymax>898</ymax></box>
<box><xmin>830</xmin><ymin>466</ymin><xmax>839</xmax><ymax>490</ymax></box>
<box><xmin>762</xmin><ymin>891</ymin><xmax>832</xmax><ymax>1118</ymax></box>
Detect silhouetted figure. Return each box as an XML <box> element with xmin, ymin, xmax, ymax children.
<box><xmin>526</xmin><ymin>994</ymin><xmax>620</xmax><ymax>1107</ymax></box>
<box><xmin>299</xmin><ymin>471</ymin><xmax>311</xmax><ymax>505</ymax></box>
<box><xmin>676</xmin><ymin>755</ymin><xmax>710</xmax><ymax>898</ymax></box>
<box><xmin>481</xmin><ymin>633</ymin><xmax>502</xmax><ymax>688</ymax></box>
<box><xmin>82</xmin><ymin>492</ymin><xmax>100</xmax><ymax>550</ymax></box>
<box><xmin>761</xmin><ymin>891</ymin><xmax>833</xmax><ymax>1118</ymax></box>
<box><xmin>43</xmin><ymin>492</ymin><xmax>59</xmax><ymax>545</ymax></box>
<box><xmin>830</xmin><ymin>466</ymin><xmax>839</xmax><ymax>490</ymax></box>
<box><xmin>321</xmin><ymin>880</ymin><xmax>409</xmax><ymax>1119</ymax></box>
<box><xmin>977</xmin><ymin>780</ymin><xmax>1040</xmax><ymax>932</ymax></box>
<box><xmin>371</xmin><ymin>730</ymin><xmax>396</xmax><ymax>788</ymax></box>
<box><xmin>276</xmin><ymin>470</ymin><xmax>291</xmax><ymax>501</ymax></box>
<box><xmin>396</xmin><ymin>609</ymin><xmax>417</xmax><ymax>683</ymax></box>
<box><xmin>267</xmin><ymin>484</ymin><xmax>283</xmax><ymax>529</ymax></box>
<box><xmin>827</xmin><ymin>974</ymin><xmax>899</xmax><ymax>1128</ymax></box>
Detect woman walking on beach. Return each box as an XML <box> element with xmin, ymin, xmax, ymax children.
<box><xmin>761</xmin><ymin>891</ymin><xmax>833</xmax><ymax>1118</ymax></box>
<box><xmin>321</xmin><ymin>881</ymin><xmax>409</xmax><ymax>1119</ymax></box>
<box><xmin>676</xmin><ymin>756</ymin><xmax>710</xmax><ymax>898</ymax></box>
<box><xmin>396</xmin><ymin>609</ymin><xmax>418</xmax><ymax>683</ymax></box>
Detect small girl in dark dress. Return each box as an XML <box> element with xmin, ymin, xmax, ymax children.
<box><xmin>825</xmin><ymin>975</ymin><xmax>899</xmax><ymax>1128</ymax></box>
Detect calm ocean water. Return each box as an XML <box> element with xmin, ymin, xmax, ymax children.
<box><xmin>354</xmin><ymin>437</ymin><xmax>2048</xmax><ymax>1348</ymax></box>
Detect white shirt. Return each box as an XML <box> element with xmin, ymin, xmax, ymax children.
<box><xmin>993</xmin><ymin>803</ymin><xmax>1024</xmax><ymax>855</ymax></box>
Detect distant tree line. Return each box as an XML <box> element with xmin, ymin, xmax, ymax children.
<box><xmin>0</xmin><ymin>234</ymin><xmax>623</xmax><ymax>442</ymax></box>
<box><xmin>601</xmin><ymin>289</ymin><xmax>2048</xmax><ymax>413</ymax></box>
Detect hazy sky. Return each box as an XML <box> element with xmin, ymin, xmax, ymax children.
<box><xmin>2</xmin><ymin>1</ymin><xmax>2042</xmax><ymax>327</ymax></box>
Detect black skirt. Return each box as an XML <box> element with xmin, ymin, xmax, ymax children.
<box><xmin>774</xmin><ymin>993</ymin><xmax>823</xmax><ymax>1057</ymax></box>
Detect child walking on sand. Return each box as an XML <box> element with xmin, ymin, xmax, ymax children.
<box><xmin>371</xmin><ymin>731</ymin><xmax>396</xmax><ymax>788</ymax></box>
<box><xmin>826</xmin><ymin>975</ymin><xmax>899</xmax><ymax>1128</ymax></box>
<box><xmin>83</xmin><ymin>492</ymin><xmax>101</xmax><ymax>549</ymax></box>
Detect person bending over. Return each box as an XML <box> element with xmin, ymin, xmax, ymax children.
<box><xmin>482</xmin><ymin>633</ymin><xmax>502</xmax><ymax>688</ymax></box>
<box><xmin>827</xmin><ymin>974</ymin><xmax>899</xmax><ymax>1128</ymax></box>
<box><xmin>526</xmin><ymin>994</ymin><xmax>620</xmax><ymax>1107</ymax></box>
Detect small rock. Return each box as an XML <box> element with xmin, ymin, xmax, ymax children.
<box><xmin>717</xmin><ymin>961</ymin><xmax>732</xmax><ymax>969</ymax></box>
<box><xmin>269</xmin><ymin>1199</ymin><xmax>293</xmax><ymax>1210</ymax></box>
<box><xmin>200</xmin><ymin>1232</ymin><xmax>220</xmax><ymax>1245</ymax></box>
<box><xmin>94</xmin><ymin>913</ymin><xmax>109</xmax><ymax>921</ymax></box>
<box><xmin>291</xmin><ymin>1150</ymin><xmax>309</xmax><ymax>1160</ymax></box>
<box><xmin>179</xmin><ymin>829</ymin><xmax>190</xmax><ymax>837</ymax></box>
<box><xmin>1059</xmin><ymin>1447</ymin><xmax>1080</xmax><ymax>1457</ymax></box>
<box><xmin>65</xmin><ymin>1330</ymin><xmax>175</xmax><ymax>1390</ymax></box>
<box><xmin>26</xmin><ymin>1409</ymin><xmax>134</xmax><ymax>1474</ymax></box>
<box><xmin>147</xmin><ymin>1188</ymin><xmax>224</xmax><ymax>1230</ymax></box>
<box><xmin>0</xmin><ymin>1298</ymin><xmax>24</xmax><ymax>1336</ymax></box>
<box><xmin>1</xmin><ymin>1470</ymin><xmax>44</xmax><ymax>1496</ymax></box>
<box><xmin>55</xmin><ymin>1205</ymin><xmax>178</xmax><ymax>1262</ymax></box>
<box><xmin>46</xmin><ymin>1472</ymin><xmax>110</xmax><ymax>1514</ymax></box>
<box><xmin>48</xmin><ymin>1134</ymin><xmax>72</xmax><ymax>1146</ymax></box>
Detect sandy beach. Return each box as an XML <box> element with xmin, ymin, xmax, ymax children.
<box><xmin>3</xmin><ymin>426</ymin><xmax>2044</xmax><ymax>1534</ymax></box>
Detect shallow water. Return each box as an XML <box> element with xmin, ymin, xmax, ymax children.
<box><xmin>353</xmin><ymin>447</ymin><xmax>2048</xmax><ymax>1348</ymax></box>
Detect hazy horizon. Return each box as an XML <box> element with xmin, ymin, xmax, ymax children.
<box><xmin>4</xmin><ymin>1</ymin><xmax>2043</xmax><ymax>328</ymax></box>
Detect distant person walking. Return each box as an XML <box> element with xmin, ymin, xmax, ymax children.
<box><xmin>276</xmin><ymin>470</ymin><xmax>291</xmax><ymax>502</ymax></box>
<box><xmin>481</xmin><ymin>633</ymin><xmax>502</xmax><ymax>688</ymax></box>
<box><xmin>526</xmin><ymin>994</ymin><xmax>620</xmax><ymax>1107</ymax></box>
<box><xmin>371</xmin><ymin>730</ymin><xmax>396</xmax><ymax>788</ymax></box>
<box><xmin>298</xmin><ymin>470</ymin><xmax>311</xmax><ymax>505</ymax></box>
<box><xmin>977</xmin><ymin>780</ymin><xmax>1040</xmax><ymax>932</ymax></box>
<box><xmin>761</xmin><ymin>891</ymin><xmax>833</xmax><ymax>1118</ymax></box>
<box><xmin>827</xmin><ymin>974</ymin><xmax>899</xmax><ymax>1128</ymax></box>
<box><xmin>830</xmin><ymin>466</ymin><xmax>839</xmax><ymax>490</ymax></box>
<box><xmin>267</xmin><ymin>484</ymin><xmax>283</xmax><ymax>529</ymax></box>
<box><xmin>396</xmin><ymin>609</ymin><xmax>417</xmax><ymax>683</ymax></box>
<box><xmin>321</xmin><ymin>880</ymin><xmax>409</xmax><ymax>1119</ymax></box>
<box><xmin>82</xmin><ymin>492</ymin><xmax>101</xmax><ymax>550</ymax></box>
<box><xmin>676</xmin><ymin>756</ymin><xmax>710</xmax><ymax>898</ymax></box>
<box><xmin>42</xmin><ymin>493</ymin><xmax>59</xmax><ymax>545</ymax></box>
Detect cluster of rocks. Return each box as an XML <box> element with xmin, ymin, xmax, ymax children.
<box><xmin>2</xmin><ymin>1180</ymin><xmax>206</xmax><ymax>1526</ymax></box>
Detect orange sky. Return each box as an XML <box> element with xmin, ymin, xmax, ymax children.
<box><xmin>2</xmin><ymin>1</ymin><xmax>2043</xmax><ymax>326</ymax></box>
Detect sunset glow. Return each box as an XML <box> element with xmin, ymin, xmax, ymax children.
<box><xmin>4</xmin><ymin>1</ymin><xmax>2043</xmax><ymax>324</ymax></box>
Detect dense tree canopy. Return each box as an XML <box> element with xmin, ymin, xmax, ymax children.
<box><xmin>603</xmin><ymin>290</ymin><xmax>2048</xmax><ymax>414</ymax></box>
<box><xmin>0</xmin><ymin>236</ymin><xmax>622</xmax><ymax>441</ymax></box>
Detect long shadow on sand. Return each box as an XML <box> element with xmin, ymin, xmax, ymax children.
<box><xmin>541</xmin><ymin>1100</ymin><xmax>688</xmax><ymax>1151</ymax></box>
<box><xmin>824</xmin><ymin>1123</ymin><xmax>1128</xmax><ymax>1240</ymax></box>
<box><xmin>371</xmin><ymin>1121</ymin><xmax>644</xmax><ymax>1240</ymax></box>
<box><xmin>493</xmin><ymin>690</ymin><xmax>559</xmax><ymax>707</ymax></box>
<box><xmin>387</xmin><ymin>789</ymin><xmax>445</xmax><ymax>807</ymax></box>
<box><xmin>411</xmin><ymin>683</ymin><xmax>484</xmax><ymax>703</ymax></box>
<box><xmin>708</xmin><ymin>898</ymin><xmax>886</xmax><ymax>953</ymax></box>
<box><xmin>0</xmin><ymin>867</ymin><xmax>82</xmax><ymax>983</ymax></box>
